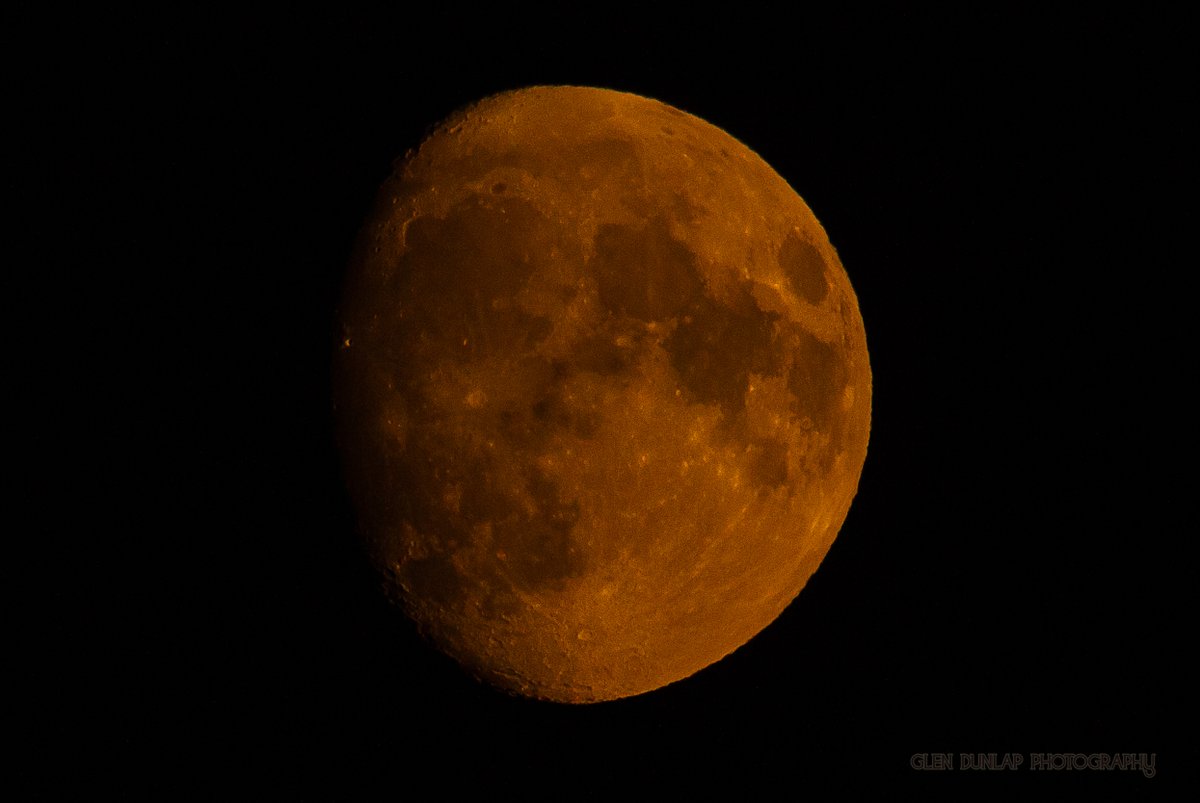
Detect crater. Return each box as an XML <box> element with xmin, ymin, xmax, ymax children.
<box><xmin>779</xmin><ymin>231</ymin><xmax>829</xmax><ymax>304</ymax></box>
<box><xmin>591</xmin><ymin>218</ymin><xmax>704</xmax><ymax>323</ymax></box>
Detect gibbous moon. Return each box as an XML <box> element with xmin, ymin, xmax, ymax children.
<box><xmin>335</xmin><ymin>86</ymin><xmax>871</xmax><ymax>703</ymax></box>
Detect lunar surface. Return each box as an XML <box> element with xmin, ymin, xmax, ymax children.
<box><xmin>335</xmin><ymin>86</ymin><xmax>871</xmax><ymax>702</ymax></box>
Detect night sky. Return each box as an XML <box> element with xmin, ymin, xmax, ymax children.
<box><xmin>18</xmin><ymin>9</ymin><xmax>1188</xmax><ymax>797</ymax></box>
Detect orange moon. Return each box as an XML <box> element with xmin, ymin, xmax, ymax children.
<box><xmin>335</xmin><ymin>86</ymin><xmax>871</xmax><ymax>703</ymax></box>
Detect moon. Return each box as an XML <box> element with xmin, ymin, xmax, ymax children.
<box><xmin>335</xmin><ymin>86</ymin><xmax>871</xmax><ymax>703</ymax></box>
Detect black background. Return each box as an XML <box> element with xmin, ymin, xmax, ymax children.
<box><xmin>19</xmin><ymin>9</ymin><xmax>1188</xmax><ymax>798</ymax></box>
